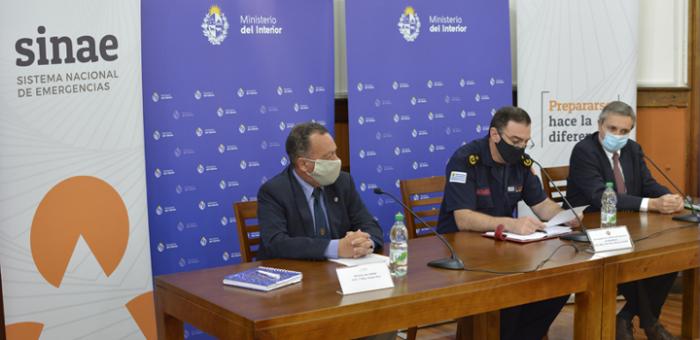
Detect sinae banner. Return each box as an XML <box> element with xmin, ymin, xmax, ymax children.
<box><xmin>141</xmin><ymin>0</ymin><xmax>333</xmax><ymax>288</ymax></box>
<box><xmin>345</xmin><ymin>0</ymin><xmax>512</xmax><ymax>234</ymax></box>
<box><xmin>517</xmin><ymin>0</ymin><xmax>638</xmax><ymax>167</ymax></box>
<box><xmin>0</xmin><ymin>1</ymin><xmax>154</xmax><ymax>339</ymax></box>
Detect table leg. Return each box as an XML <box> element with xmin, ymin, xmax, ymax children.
<box><xmin>601</xmin><ymin>264</ymin><xmax>619</xmax><ymax>340</ymax></box>
<box><xmin>682</xmin><ymin>268</ymin><xmax>699</xmax><ymax>340</ymax></box>
<box><xmin>455</xmin><ymin>311</ymin><xmax>499</xmax><ymax>340</ymax></box>
<box><xmin>574</xmin><ymin>267</ymin><xmax>603</xmax><ymax>340</ymax></box>
<box><xmin>156</xmin><ymin>291</ymin><xmax>183</xmax><ymax>340</ymax></box>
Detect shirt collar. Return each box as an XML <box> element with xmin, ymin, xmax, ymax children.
<box><xmin>292</xmin><ymin>168</ymin><xmax>315</xmax><ymax>200</ymax></box>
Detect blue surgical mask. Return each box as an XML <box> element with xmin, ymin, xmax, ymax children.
<box><xmin>602</xmin><ymin>132</ymin><xmax>629</xmax><ymax>152</ymax></box>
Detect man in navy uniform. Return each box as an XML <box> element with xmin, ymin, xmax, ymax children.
<box><xmin>438</xmin><ymin>106</ymin><xmax>580</xmax><ymax>340</ymax></box>
<box><xmin>567</xmin><ymin>101</ymin><xmax>681</xmax><ymax>340</ymax></box>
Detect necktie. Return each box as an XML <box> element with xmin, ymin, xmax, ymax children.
<box><xmin>612</xmin><ymin>152</ymin><xmax>626</xmax><ymax>194</ymax></box>
<box><xmin>312</xmin><ymin>188</ymin><xmax>330</xmax><ymax>238</ymax></box>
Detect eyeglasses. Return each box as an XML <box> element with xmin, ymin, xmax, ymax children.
<box><xmin>500</xmin><ymin>132</ymin><xmax>535</xmax><ymax>150</ymax></box>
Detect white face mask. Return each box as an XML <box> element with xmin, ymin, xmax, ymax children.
<box><xmin>303</xmin><ymin>158</ymin><xmax>341</xmax><ymax>186</ymax></box>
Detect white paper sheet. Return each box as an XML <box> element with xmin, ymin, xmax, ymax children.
<box><xmin>483</xmin><ymin>225</ymin><xmax>572</xmax><ymax>241</ymax></box>
<box><xmin>329</xmin><ymin>253</ymin><xmax>390</xmax><ymax>267</ymax></box>
<box><xmin>545</xmin><ymin>205</ymin><xmax>588</xmax><ymax>227</ymax></box>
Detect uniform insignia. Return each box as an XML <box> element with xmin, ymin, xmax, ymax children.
<box><xmin>468</xmin><ymin>154</ymin><xmax>480</xmax><ymax>166</ymax></box>
<box><xmin>521</xmin><ymin>155</ymin><xmax>533</xmax><ymax>168</ymax></box>
<box><xmin>476</xmin><ymin>188</ymin><xmax>491</xmax><ymax>196</ymax></box>
<box><xmin>449</xmin><ymin>171</ymin><xmax>467</xmax><ymax>184</ymax></box>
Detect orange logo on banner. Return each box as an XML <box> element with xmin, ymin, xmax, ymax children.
<box><xmin>5</xmin><ymin>293</ymin><xmax>155</xmax><ymax>339</ymax></box>
<box><xmin>30</xmin><ymin>176</ymin><xmax>129</xmax><ymax>288</ymax></box>
<box><xmin>126</xmin><ymin>292</ymin><xmax>157</xmax><ymax>340</ymax></box>
<box><xmin>6</xmin><ymin>322</ymin><xmax>43</xmax><ymax>340</ymax></box>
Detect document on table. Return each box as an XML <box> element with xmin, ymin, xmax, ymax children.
<box><xmin>483</xmin><ymin>225</ymin><xmax>573</xmax><ymax>242</ymax></box>
<box><xmin>329</xmin><ymin>254</ymin><xmax>389</xmax><ymax>267</ymax></box>
<box><xmin>545</xmin><ymin>205</ymin><xmax>588</xmax><ymax>227</ymax></box>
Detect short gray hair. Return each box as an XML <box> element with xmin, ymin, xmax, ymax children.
<box><xmin>285</xmin><ymin>122</ymin><xmax>329</xmax><ymax>163</ymax></box>
<box><xmin>598</xmin><ymin>101</ymin><xmax>636</xmax><ymax>128</ymax></box>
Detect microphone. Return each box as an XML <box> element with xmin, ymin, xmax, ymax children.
<box><xmin>373</xmin><ymin>187</ymin><xmax>465</xmax><ymax>270</ymax></box>
<box><xmin>528</xmin><ymin>157</ymin><xmax>590</xmax><ymax>242</ymax></box>
<box><xmin>642</xmin><ymin>154</ymin><xmax>699</xmax><ymax>223</ymax></box>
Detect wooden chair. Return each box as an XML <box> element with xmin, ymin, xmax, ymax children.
<box><xmin>399</xmin><ymin>176</ymin><xmax>446</xmax><ymax>239</ymax></box>
<box><xmin>233</xmin><ymin>201</ymin><xmax>260</xmax><ymax>263</ymax></box>
<box><xmin>541</xmin><ymin>166</ymin><xmax>569</xmax><ymax>203</ymax></box>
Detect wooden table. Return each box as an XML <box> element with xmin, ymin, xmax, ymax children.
<box><xmin>593</xmin><ymin>212</ymin><xmax>700</xmax><ymax>340</ymax></box>
<box><xmin>155</xmin><ymin>212</ymin><xmax>700</xmax><ymax>339</ymax></box>
<box><xmin>155</xmin><ymin>231</ymin><xmax>602</xmax><ymax>339</ymax></box>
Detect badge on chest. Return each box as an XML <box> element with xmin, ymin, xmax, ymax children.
<box><xmin>507</xmin><ymin>185</ymin><xmax>523</xmax><ymax>193</ymax></box>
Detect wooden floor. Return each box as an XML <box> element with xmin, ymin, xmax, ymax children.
<box><xmin>405</xmin><ymin>293</ymin><xmax>684</xmax><ymax>340</ymax></box>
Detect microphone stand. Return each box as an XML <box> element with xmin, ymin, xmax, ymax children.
<box><xmin>642</xmin><ymin>154</ymin><xmax>699</xmax><ymax>223</ymax></box>
<box><xmin>373</xmin><ymin>188</ymin><xmax>465</xmax><ymax>270</ymax></box>
<box><xmin>531</xmin><ymin>159</ymin><xmax>590</xmax><ymax>242</ymax></box>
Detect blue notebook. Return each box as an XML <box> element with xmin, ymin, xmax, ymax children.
<box><xmin>223</xmin><ymin>266</ymin><xmax>302</xmax><ymax>292</ymax></box>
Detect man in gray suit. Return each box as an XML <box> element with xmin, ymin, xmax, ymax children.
<box><xmin>258</xmin><ymin>121</ymin><xmax>383</xmax><ymax>261</ymax></box>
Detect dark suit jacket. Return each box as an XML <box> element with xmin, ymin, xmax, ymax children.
<box><xmin>566</xmin><ymin>132</ymin><xmax>669</xmax><ymax>212</ymax></box>
<box><xmin>257</xmin><ymin>166</ymin><xmax>384</xmax><ymax>260</ymax></box>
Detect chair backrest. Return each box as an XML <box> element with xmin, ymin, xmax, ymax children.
<box><xmin>399</xmin><ymin>176</ymin><xmax>446</xmax><ymax>239</ymax></box>
<box><xmin>541</xmin><ymin>166</ymin><xmax>570</xmax><ymax>203</ymax></box>
<box><xmin>233</xmin><ymin>201</ymin><xmax>259</xmax><ymax>262</ymax></box>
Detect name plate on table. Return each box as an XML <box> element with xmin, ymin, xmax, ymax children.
<box><xmin>586</xmin><ymin>226</ymin><xmax>633</xmax><ymax>253</ymax></box>
<box><xmin>336</xmin><ymin>262</ymin><xmax>394</xmax><ymax>295</ymax></box>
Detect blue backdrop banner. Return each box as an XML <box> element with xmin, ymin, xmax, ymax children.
<box><xmin>345</xmin><ymin>0</ymin><xmax>512</xmax><ymax>237</ymax></box>
<box><xmin>142</xmin><ymin>0</ymin><xmax>334</xmax><ymax>278</ymax></box>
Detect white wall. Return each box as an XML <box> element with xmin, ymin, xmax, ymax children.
<box><xmin>637</xmin><ymin>0</ymin><xmax>688</xmax><ymax>86</ymax></box>
<box><xmin>332</xmin><ymin>0</ymin><xmax>689</xmax><ymax>96</ymax></box>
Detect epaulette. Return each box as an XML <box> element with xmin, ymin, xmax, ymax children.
<box><xmin>467</xmin><ymin>153</ymin><xmax>480</xmax><ymax>166</ymax></box>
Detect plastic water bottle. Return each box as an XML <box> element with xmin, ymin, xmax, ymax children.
<box><xmin>389</xmin><ymin>212</ymin><xmax>408</xmax><ymax>277</ymax></box>
<box><xmin>601</xmin><ymin>182</ymin><xmax>618</xmax><ymax>227</ymax></box>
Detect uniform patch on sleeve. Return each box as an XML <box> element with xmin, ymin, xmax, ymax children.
<box><xmin>449</xmin><ymin>171</ymin><xmax>467</xmax><ymax>184</ymax></box>
<box><xmin>468</xmin><ymin>154</ymin><xmax>480</xmax><ymax>166</ymax></box>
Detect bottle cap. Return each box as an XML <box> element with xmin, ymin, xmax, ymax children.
<box><xmin>394</xmin><ymin>212</ymin><xmax>404</xmax><ymax>222</ymax></box>
<box><xmin>605</xmin><ymin>182</ymin><xmax>614</xmax><ymax>188</ymax></box>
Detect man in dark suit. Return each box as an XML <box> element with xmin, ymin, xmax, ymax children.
<box><xmin>258</xmin><ymin>121</ymin><xmax>383</xmax><ymax>261</ymax></box>
<box><xmin>567</xmin><ymin>101</ymin><xmax>683</xmax><ymax>340</ymax></box>
<box><xmin>258</xmin><ymin>123</ymin><xmax>395</xmax><ymax>340</ymax></box>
